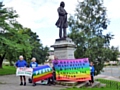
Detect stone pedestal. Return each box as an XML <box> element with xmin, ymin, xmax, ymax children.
<box><xmin>51</xmin><ymin>38</ymin><xmax>76</xmax><ymax>59</ymax></box>
<box><xmin>51</xmin><ymin>38</ymin><xmax>77</xmax><ymax>86</ymax></box>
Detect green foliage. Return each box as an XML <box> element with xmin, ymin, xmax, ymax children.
<box><xmin>61</xmin><ymin>87</ymin><xmax>112</xmax><ymax>90</ymax></box>
<box><xmin>0</xmin><ymin>66</ymin><xmax>16</xmax><ymax>75</ymax></box>
<box><xmin>23</xmin><ymin>28</ymin><xmax>49</xmax><ymax>64</ymax></box>
<box><xmin>0</xmin><ymin>2</ymin><xmax>49</xmax><ymax>68</ymax></box>
<box><xmin>68</xmin><ymin>0</ymin><xmax>119</xmax><ymax>75</ymax></box>
<box><xmin>109</xmin><ymin>46</ymin><xmax>119</xmax><ymax>61</ymax></box>
<box><xmin>0</xmin><ymin>2</ymin><xmax>33</xmax><ymax>66</ymax></box>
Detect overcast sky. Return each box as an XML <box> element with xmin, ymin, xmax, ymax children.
<box><xmin>2</xmin><ymin>0</ymin><xmax>120</xmax><ymax>50</ymax></box>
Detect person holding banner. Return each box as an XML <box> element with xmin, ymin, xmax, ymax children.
<box><xmin>29</xmin><ymin>57</ymin><xmax>38</xmax><ymax>86</ymax></box>
<box><xmin>53</xmin><ymin>56</ymin><xmax>58</xmax><ymax>81</ymax></box>
<box><xmin>48</xmin><ymin>57</ymin><xmax>57</xmax><ymax>85</ymax></box>
<box><xmin>30</xmin><ymin>57</ymin><xmax>38</xmax><ymax>68</ymax></box>
<box><xmin>89</xmin><ymin>62</ymin><xmax>95</xmax><ymax>86</ymax></box>
<box><xmin>15</xmin><ymin>55</ymin><xmax>27</xmax><ymax>86</ymax></box>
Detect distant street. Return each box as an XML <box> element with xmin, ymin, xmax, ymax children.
<box><xmin>100</xmin><ymin>66</ymin><xmax>120</xmax><ymax>78</ymax></box>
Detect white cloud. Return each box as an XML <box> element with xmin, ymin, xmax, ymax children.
<box><xmin>2</xmin><ymin>0</ymin><xmax>120</xmax><ymax>50</ymax></box>
<box><xmin>3</xmin><ymin>0</ymin><xmax>78</xmax><ymax>30</ymax></box>
<box><xmin>110</xmin><ymin>35</ymin><xmax>119</xmax><ymax>48</ymax></box>
<box><xmin>3</xmin><ymin>0</ymin><xmax>78</xmax><ymax>48</ymax></box>
<box><xmin>104</xmin><ymin>0</ymin><xmax>120</xmax><ymax>19</ymax></box>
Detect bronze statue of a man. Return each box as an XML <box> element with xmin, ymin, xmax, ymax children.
<box><xmin>55</xmin><ymin>1</ymin><xmax>68</xmax><ymax>39</ymax></box>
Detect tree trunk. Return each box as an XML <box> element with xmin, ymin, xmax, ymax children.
<box><xmin>0</xmin><ymin>53</ymin><xmax>6</xmax><ymax>68</ymax></box>
<box><xmin>9</xmin><ymin>60</ymin><xmax>13</xmax><ymax>66</ymax></box>
<box><xmin>0</xmin><ymin>58</ymin><xmax>3</xmax><ymax>68</ymax></box>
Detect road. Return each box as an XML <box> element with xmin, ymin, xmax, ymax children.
<box><xmin>100</xmin><ymin>66</ymin><xmax>120</xmax><ymax>78</ymax></box>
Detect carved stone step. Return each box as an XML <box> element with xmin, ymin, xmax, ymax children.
<box><xmin>56</xmin><ymin>81</ymin><xmax>78</xmax><ymax>86</ymax></box>
<box><xmin>87</xmin><ymin>81</ymin><xmax>100</xmax><ymax>88</ymax></box>
<box><xmin>99</xmin><ymin>83</ymin><xmax>106</xmax><ymax>88</ymax></box>
<box><xmin>76</xmin><ymin>81</ymin><xmax>88</xmax><ymax>88</ymax></box>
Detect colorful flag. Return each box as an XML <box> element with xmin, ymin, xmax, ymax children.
<box><xmin>53</xmin><ymin>58</ymin><xmax>91</xmax><ymax>81</ymax></box>
<box><xmin>32</xmin><ymin>65</ymin><xmax>53</xmax><ymax>83</ymax></box>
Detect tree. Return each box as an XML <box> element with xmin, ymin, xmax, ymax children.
<box><xmin>68</xmin><ymin>0</ymin><xmax>118</xmax><ymax>74</ymax></box>
<box><xmin>0</xmin><ymin>2</ymin><xmax>49</xmax><ymax>68</ymax></box>
<box><xmin>0</xmin><ymin>2</ymin><xmax>18</xmax><ymax>68</ymax></box>
<box><xmin>0</xmin><ymin>2</ymin><xmax>33</xmax><ymax>68</ymax></box>
<box><xmin>108</xmin><ymin>46</ymin><xmax>119</xmax><ymax>61</ymax></box>
<box><xmin>5</xmin><ymin>27</ymin><xmax>33</xmax><ymax>66</ymax></box>
<box><xmin>22</xmin><ymin>28</ymin><xmax>49</xmax><ymax>64</ymax></box>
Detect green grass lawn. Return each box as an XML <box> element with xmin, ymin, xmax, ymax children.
<box><xmin>62</xmin><ymin>79</ymin><xmax>120</xmax><ymax>90</ymax></box>
<box><xmin>61</xmin><ymin>87</ymin><xmax>114</xmax><ymax>90</ymax></box>
<box><xmin>96</xmin><ymin>79</ymin><xmax>120</xmax><ymax>89</ymax></box>
<box><xmin>0</xmin><ymin>66</ymin><xmax>16</xmax><ymax>75</ymax></box>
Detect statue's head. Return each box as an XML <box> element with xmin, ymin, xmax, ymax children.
<box><xmin>60</xmin><ymin>1</ymin><xmax>65</xmax><ymax>8</ymax></box>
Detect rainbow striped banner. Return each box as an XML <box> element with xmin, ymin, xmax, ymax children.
<box><xmin>33</xmin><ymin>65</ymin><xmax>52</xmax><ymax>83</ymax></box>
<box><xmin>53</xmin><ymin>58</ymin><xmax>91</xmax><ymax>81</ymax></box>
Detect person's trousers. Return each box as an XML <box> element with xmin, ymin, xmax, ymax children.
<box><xmin>48</xmin><ymin>72</ymin><xmax>55</xmax><ymax>84</ymax></box>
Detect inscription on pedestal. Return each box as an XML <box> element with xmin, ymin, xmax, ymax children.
<box><xmin>54</xmin><ymin>50</ymin><xmax>67</xmax><ymax>59</ymax></box>
<box><xmin>54</xmin><ymin>49</ymin><xmax>75</xmax><ymax>59</ymax></box>
<box><xmin>51</xmin><ymin>38</ymin><xmax>76</xmax><ymax>59</ymax></box>
<box><xmin>68</xmin><ymin>53</ymin><xmax>74</xmax><ymax>59</ymax></box>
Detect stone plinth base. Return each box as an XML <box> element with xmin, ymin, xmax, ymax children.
<box><xmin>56</xmin><ymin>81</ymin><xmax>78</xmax><ymax>86</ymax></box>
<box><xmin>51</xmin><ymin>38</ymin><xmax>76</xmax><ymax>59</ymax></box>
<box><xmin>51</xmin><ymin>38</ymin><xmax>77</xmax><ymax>86</ymax></box>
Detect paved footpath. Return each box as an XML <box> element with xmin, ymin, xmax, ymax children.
<box><xmin>0</xmin><ymin>75</ymin><xmax>65</xmax><ymax>90</ymax></box>
<box><xmin>1</xmin><ymin>74</ymin><xmax>120</xmax><ymax>90</ymax></box>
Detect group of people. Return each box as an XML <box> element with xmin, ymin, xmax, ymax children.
<box><xmin>15</xmin><ymin>55</ymin><xmax>95</xmax><ymax>86</ymax></box>
<box><xmin>15</xmin><ymin>55</ymin><xmax>55</xmax><ymax>86</ymax></box>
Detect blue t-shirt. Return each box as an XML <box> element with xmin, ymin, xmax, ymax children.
<box><xmin>90</xmin><ymin>66</ymin><xmax>95</xmax><ymax>76</ymax></box>
<box><xmin>15</xmin><ymin>60</ymin><xmax>27</xmax><ymax>67</ymax></box>
<box><xmin>30</xmin><ymin>62</ymin><xmax>38</xmax><ymax>68</ymax></box>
